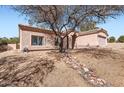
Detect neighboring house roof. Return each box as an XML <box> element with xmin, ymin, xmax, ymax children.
<box><xmin>19</xmin><ymin>24</ymin><xmax>55</xmax><ymax>34</ymax></box>
<box><xmin>78</xmin><ymin>28</ymin><xmax>108</xmax><ymax>36</ymax></box>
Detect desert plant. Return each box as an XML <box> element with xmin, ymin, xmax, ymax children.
<box><xmin>8</xmin><ymin>37</ymin><xmax>19</xmax><ymax>44</ymax></box>
<box><xmin>108</xmin><ymin>36</ymin><xmax>116</xmax><ymax>43</ymax></box>
<box><xmin>0</xmin><ymin>37</ymin><xmax>19</xmax><ymax>44</ymax></box>
<box><xmin>117</xmin><ymin>35</ymin><xmax>124</xmax><ymax>43</ymax></box>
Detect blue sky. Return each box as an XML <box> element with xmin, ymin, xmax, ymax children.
<box><xmin>0</xmin><ymin>6</ymin><xmax>28</xmax><ymax>38</ymax></box>
<box><xmin>97</xmin><ymin>15</ymin><xmax>124</xmax><ymax>39</ymax></box>
<box><xmin>0</xmin><ymin>6</ymin><xmax>124</xmax><ymax>39</ymax></box>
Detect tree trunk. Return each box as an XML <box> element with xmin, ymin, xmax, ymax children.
<box><xmin>72</xmin><ymin>33</ymin><xmax>77</xmax><ymax>49</ymax></box>
<box><xmin>59</xmin><ymin>37</ymin><xmax>64</xmax><ymax>53</ymax></box>
<box><xmin>67</xmin><ymin>36</ymin><xmax>69</xmax><ymax>49</ymax></box>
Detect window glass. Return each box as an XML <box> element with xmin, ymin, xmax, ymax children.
<box><xmin>31</xmin><ymin>36</ymin><xmax>43</xmax><ymax>45</ymax></box>
<box><xmin>39</xmin><ymin>37</ymin><xmax>43</xmax><ymax>45</ymax></box>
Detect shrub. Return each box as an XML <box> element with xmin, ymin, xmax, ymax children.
<box><xmin>0</xmin><ymin>37</ymin><xmax>19</xmax><ymax>44</ymax></box>
<box><xmin>108</xmin><ymin>36</ymin><xmax>116</xmax><ymax>43</ymax></box>
<box><xmin>117</xmin><ymin>35</ymin><xmax>124</xmax><ymax>43</ymax></box>
<box><xmin>0</xmin><ymin>45</ymin><xmax>8</xmax><ymax>52</ymax></box>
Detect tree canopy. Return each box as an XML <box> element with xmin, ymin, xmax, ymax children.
<box><xmin>117</xmin><ymin>35</ymin><xmax>124</xmax><ymax>43</ymax></box>
<box><xmin>108</xmin><ymin>36</ymin><xmax>116</xmax><ymax>43</ymax></box>
<box><xmin>12</xmin><ymin>5</ymin><xmax>124</xmax><ymax>52</ymax></box>
<box><xmin>0</xmin><ymin>37</ymin><xmax>19</xmax><ymax>44</ymax></box>
<box><xmin>80</xmin><ymin>21</ymin><xmax>97</xmax><ymax>31</ymax></box>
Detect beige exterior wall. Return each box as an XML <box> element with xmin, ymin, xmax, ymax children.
<box><xmin>75</xmin><ymin>32</ymin><xmax>107</xmax><ymax>48</ymax></box>
<box><xmin>8</xmin><ymin>44</ymin><xmax>17</xmax><ymax>50</ymax></box>
<box><xmin>20</xmin><ymin>27</ymin><xmax>108</xmax><ymax>50</ymax></box>
<box><xmin>97</xmin><ymin>32</ymin><xmax>108</xmax><ymax>47</ymax></box>
<box><xmin>75</xmin><ymin>34</ymin><xmax>98</xmax><ymax>48</ymax></box>
<box><xmin>20</xmin><ymin>29</ymin><xmax>56</xmax><ymax>51</ymax></box>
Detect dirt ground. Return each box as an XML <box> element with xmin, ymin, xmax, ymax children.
<box><xmin>0</xmin><ymin>50</ymin><xmax>91</xmax><ymax>87</ymax></box>
<box><xmin>43</xmin><ymin>62</ymin><xmax>91</xmax><ymax>87</ymax></box>
<box><xmin>0</xmin><ymin>43</ymin><xmax>124</xmax><ymax>87</ymax></box>
<box><xmin>71</xmin><ymin>47</ymin><xmax>124</xmax><ymax>87</ymax></box>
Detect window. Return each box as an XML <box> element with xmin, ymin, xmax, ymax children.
<box><xmin>31</xmin><ymin>35</ymin><xmax>43</xmax><ymax>45</ymax></box>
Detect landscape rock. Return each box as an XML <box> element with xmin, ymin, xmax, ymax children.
<box><xmin>60</xmin><ymin>53</ymin><xmax>111</xmax><ymax>87</ymax></box>
<box><xmin>82</xmin><ymin>67</ymin><xmax>89</xmax><ymax>72</ymax></box>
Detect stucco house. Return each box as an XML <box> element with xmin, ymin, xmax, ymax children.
<box><xmin>19</xmin><ymin>24</ymin><xmax>108</xmax><ymax>51</ymax></box>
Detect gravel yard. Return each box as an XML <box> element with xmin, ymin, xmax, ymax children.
<box><xmin>0</xmin><ymin>43</ymin><xmax>124</xmax><ymax>87</ymax></box>
<box><xmin>71</xmin><ymin>47</ymin><xmax>124</xmax><ymax>86</ymax></box>
<box><xmin>0</xmin><ymin>50</ymin><xmax>91</xmax><ymax>87</ymax></box>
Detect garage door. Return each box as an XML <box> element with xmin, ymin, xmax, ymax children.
<box><xmin>98</xmin><ymin>36</ymin><xmax>106</xmax><ymax>46</ymax></box>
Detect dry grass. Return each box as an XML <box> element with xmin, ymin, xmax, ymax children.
<box><xmin>0</xmin><ymin>55</ymin><xmax>54</xmax><ymax>87</ymax></box>
<box><xmin>71</xmin><ymin>48</ymin><xmax>124</xmax><ymax>86</ymax></box>
<box><xmin>43</xmin><ymin>62</ymin><xmax>91</xmax><ymax>87</ymax></box>
<box><xmin>1</xmin><ymin>44</ymin><xmax>124</xmax><ymax>87</ymax></box>
<box><xmin>0</xmin><ymin>50</ymin><xmax>90</xmax><ymax>87</ymax></box>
